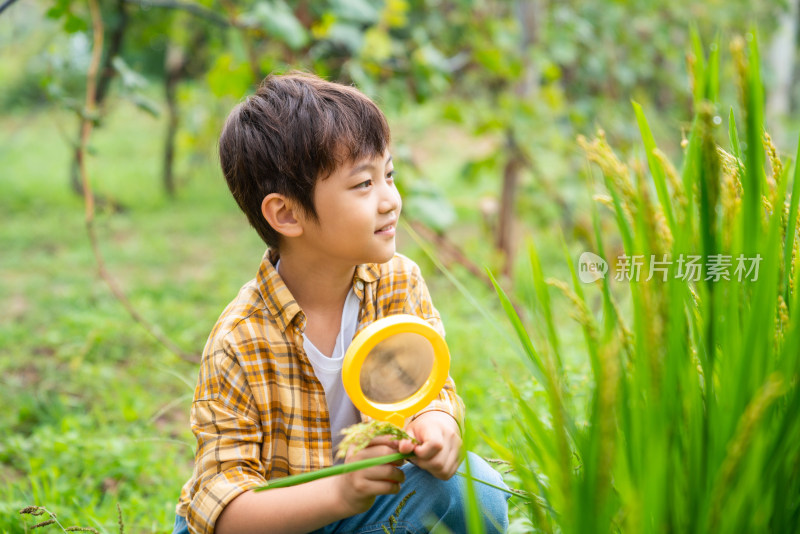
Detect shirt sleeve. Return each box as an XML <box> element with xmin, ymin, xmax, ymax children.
<box><xmin>402</xmin><ymin>262</ymin><xmax>466</xmax><ymax>431</ymax></box>
<box><xmin>185</xmin><ymin>340</ymin><xmax>266</xmax><ymax>534</ymax></box>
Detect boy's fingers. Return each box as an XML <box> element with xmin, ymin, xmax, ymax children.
<box><xmin>369</xmin><ymin>435</ymin><xmax>401</xmax><ymax>448</ymax></box>
<box><xmin>365</xmin><ymin>479</ymin><xmax>403</xmax><ymax>496</ymax></box>
<box><xmin>348</xmin><ymin>444</ymin><xmax>399</xmax><ymax>462</ymax></box>
<box><xmin>387</xmin><ymin>466</ymin><xmax>406</xmax><ymax>484</ymax></box>
<box><xmin>443</xmin><ymin>448</ymin><xmax>461</xmax><ymax>479</ymax></box>
<box><xmin>413</xmin><ymin>436</ymin><xmax>444</xmax><ymax>460</ymax></box>
<box><xmin>396</xmin><ymin>427</ymin><xmax>417</xmax><ymax>454</ymax></box>
<box><xmin>398</xmin><ymin>439</ymin><xmax>416</xmax><ymax>455</ymax></box>
<box><xmin>410</xmin><ymin>440</ymin><xmax>461</xmax><ymax>478</ymax></box>
<box><xmin>361</xmin><ymin>464</ymin><xmax>405</xmax><ymax>485</ymax></box>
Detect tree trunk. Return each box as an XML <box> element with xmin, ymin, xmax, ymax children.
<box><xmin>497</xmin><ymin>132</ymin><xmax>524</xmax><ymax>270</ymax></box>
<box><xmin>514</xmin><ymin>0</ymin><xmax>540</xmax><ymax>101</ymax></box>
<box><xmin>163</xmin><ymin>43</ymin><xmax>184</xmax><ymax>198</ymax></box>
<box><xmin>495</xmin><ymin>0</ymin><xmax>542</xmax><ymax>276</ymax></box>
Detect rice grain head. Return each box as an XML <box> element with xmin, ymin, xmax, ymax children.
<box><xmin>763</xmin><ymin>131</ymin><xmax>782</xmax><ymax>206</ymax></box>
<box><xmin>578</xmin><ymin>132</ymin><xmax>638</xmax><ymax>224</ymax></box>
<box><xmin>731</xmin><ymin>36</ymin><xmax>748</xmax><ymax>114</ymax></box>
<box><xmin>718</xmin><ymin>147</ymin><xmax>743</xmax><ymax>245</ymax></box>
<box><xmin>653</xmin><ymin>147</ymin><xmax>687</xmax><ymax>212</ymax></box>
<box><xmin>708</xmin><ymin>373</ymin><xmax>786</xmax><ymax>530</ymax></box>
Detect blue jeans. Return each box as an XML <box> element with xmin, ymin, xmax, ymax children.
<box><xmin>173</xmin><ymin>453</ymin><xmax>509</xmax><ymax>533</ymax></box>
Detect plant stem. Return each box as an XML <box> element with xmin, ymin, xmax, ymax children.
<box><xmin>254</xmin><ymin>452</ymin><xmax>522</xmax><ymax>498</ymax></box>
<box><xmin>254</xmin><ymin>453</ymin><xmax>412</xmax><ymax>491</ymax></box>
<box><xmin>457</xmin><ymin>471</ymin><xmax>523</xmax><ymax>497</ymax></box>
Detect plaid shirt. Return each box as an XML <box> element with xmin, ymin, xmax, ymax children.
<box><xmin>176</xmin><ymin>252</ymin><xmax>464</xmax><ymax>533</ymax></box>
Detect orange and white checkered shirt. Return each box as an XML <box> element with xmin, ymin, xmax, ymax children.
<box><xmin>176</xmin><ymin>252</ymin><xmax>464</xmax><ymax>533</ymax></box>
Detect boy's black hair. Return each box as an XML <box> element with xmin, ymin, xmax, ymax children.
<box><xmin>218</xmin><ymin>71</ymin><xmax>391</xmax><ymax>249</ymax></box>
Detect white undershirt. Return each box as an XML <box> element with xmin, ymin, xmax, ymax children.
<box><xmin>276</xmin><ymin>261</ymin><xmax>362</xmax><ymax>456</ymax></box>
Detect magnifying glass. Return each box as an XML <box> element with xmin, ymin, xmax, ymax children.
<box><xmin>258</xmin><ymin>319</ymin><xmax>514</xmax><ymax>495</ymax></box>
<box><xmin>342</xmin><ymin>314</ymin><xmax>450</xmax><ymax>428</ymax></box>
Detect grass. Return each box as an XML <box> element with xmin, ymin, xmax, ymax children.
<box><xmin>1</xmin><ymin>106</ymin><xmax>251</xmax><ymax>530</ymax></box>
<box><xmin>483</xmin><ymin>32</ymin><xmax>800</xmax><ymax>533</ymax></box>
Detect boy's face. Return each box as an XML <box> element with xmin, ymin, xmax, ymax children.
<box><xmin>303</xmin><ymin>149</ymin><xmax>401</xmax><ymax>265</ymax></box>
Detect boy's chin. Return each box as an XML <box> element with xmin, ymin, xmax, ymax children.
<box><xmin>370</xmin><ymin>247</ymin><xmax>397</xmax><ymax>264</ymax></box>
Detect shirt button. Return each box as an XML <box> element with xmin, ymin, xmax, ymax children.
<box><xmin>355</xmin><ymin>280</ymin><xmax>364</xmax><ymax>291</ymax></box>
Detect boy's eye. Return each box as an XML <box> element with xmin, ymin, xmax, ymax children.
<box><xmin>355</xmin><ymin>179</ymin><xmax>372</xmax><ymax>189</ymax></box>
<box><xmin>386</xmin><ymin>171</ymin><xmax>395</xmax><ymax>182</ymax></box>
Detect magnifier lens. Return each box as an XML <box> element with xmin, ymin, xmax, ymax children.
<box><xmin>359</xmin><ymin>332</ymin><xmax>435</xmax><ymax>403</ymax></box>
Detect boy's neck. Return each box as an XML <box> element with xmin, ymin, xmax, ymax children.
<box><xmin>275</xmin><ymin>250</ymin><xmax>356</xmax><ymax>314</ymax></box>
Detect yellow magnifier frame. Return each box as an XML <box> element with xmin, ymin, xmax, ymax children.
<box><xmin>342</xmin><ymin>314</ymin><xmax>450</xmax><ymax>427</ymax></box>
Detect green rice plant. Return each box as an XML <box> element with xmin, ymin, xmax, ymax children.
<box><xmin>487</xmin><ymin>30</ymin><xmax>800</xmax><ymax>533</ymax></box>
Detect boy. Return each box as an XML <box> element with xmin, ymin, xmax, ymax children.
<box><xmin>174</xmin><ymin>72</ymin><xmax>509</xmax><ymax>534</ymax></box>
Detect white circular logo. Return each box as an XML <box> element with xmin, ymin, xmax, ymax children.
<box><xmin>578</xmin><ymin>252</ymin><xmax>608</xmax><ymax>283</ymax></box>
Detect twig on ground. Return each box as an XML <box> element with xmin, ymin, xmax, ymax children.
<box><xmin>19</xmin><ymin>506</ymin><xmax>100</xmax><ymax>533</ymax></box>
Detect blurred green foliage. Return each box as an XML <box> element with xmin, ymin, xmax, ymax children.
<box><xmin>3</xmin><ymin>0</ymin><xmax>800</xmax><ymax>531</ymax></box>
<box><xmin>2</xmin><ymin>0</ymin><xmax>789</xmax><ymax>248</ymax></box>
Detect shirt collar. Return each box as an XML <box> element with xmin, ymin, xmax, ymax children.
<box><xmin>256</xmin><ymin>250</ymin><xmax>303</xmax><ymax>333</ymax></box>
<box><xmin>354</xmin><ymin>262</ymin><xmax>379</xmax><ymax>284</ymax></box>
<box><xmin>256</xmin><ymin>249</ymin><xmax>380</xmax><ymax>333</ymax></box>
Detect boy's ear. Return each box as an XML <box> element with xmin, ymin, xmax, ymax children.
<box><xmin>261</xmin><ymin>193</ymin><xmax>304</xmax><ymax>238</ymax></box>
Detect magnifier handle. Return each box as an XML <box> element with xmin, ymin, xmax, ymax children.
<box><xmin>386</xmin><ymin>413</ymin><xmax>405</xmax><ymax>428</ymax></box>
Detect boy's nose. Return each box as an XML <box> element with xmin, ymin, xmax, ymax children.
<box><xmin>379</xmin><ymin>184</ymin><xmax>401</xmax><ymax>214</ymax></box>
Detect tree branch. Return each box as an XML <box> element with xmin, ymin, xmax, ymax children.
<box><xmin>80</xmin><ymin>0</ymin><xmax>196</xmax><ymax>363</ymax></box>
<box><xmin>0</xmin><ymin>0</ymin><xmax>21</xmax><ymax>17</ymax></box>
<box><xmin>407</xmin><ymin>220</ymin><xmax>495</xmax><ymax>292</ymax></box>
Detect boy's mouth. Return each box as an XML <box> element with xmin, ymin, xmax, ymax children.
<box><xmin>375</xmin><ymin>222</ymin><xmax>396</xmax><ymax>235</ymax></box>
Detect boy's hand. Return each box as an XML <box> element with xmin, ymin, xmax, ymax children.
<box><xmin>398</xmin><ymin>411</ymin><xmax>462</xmax><ymax>480</ymax></box>
<box><xmin>335</xmin><ymin>436</ymin><xmax>406</xmax><ymax>517</ymax></box>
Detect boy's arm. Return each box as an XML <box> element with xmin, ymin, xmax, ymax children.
<box><xmin>216</xmin><ymin>437</ymin><xmax>406</xmax><ymax>534</ymax></box>
<box><xmin>216</xmin><ymin>479</ymin><xmax>343</xmax><ymax>534</ymax></box>
<box><xmin>185</xmin><ymin>350</ymin><xmax>266</xmax><ymax>533</ymax></box>
<box><xmin>187</xmin><ymin>343</ymin><xmax>406</xmax><ymax>534</ymax></box>
<box><xmin>185</xmin><ymin>341</ymin><xmax>265</xmax><ymax>533</ymax></box>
